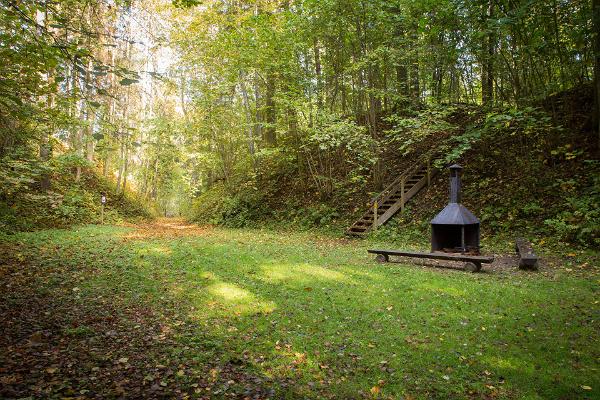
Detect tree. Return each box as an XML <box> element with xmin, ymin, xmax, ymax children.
<box><xmin>594</xmin><ymin>0</ymin><xmax>600</xmax><ymax>146</ymax></box>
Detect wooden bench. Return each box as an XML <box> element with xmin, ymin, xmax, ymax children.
<box><xmin>367</xmin><ymin>249</ymin><xmax>494</xmax><ymax>272</ymax></box>
<box><xmin>515</xmin><ymin>238</ymin><xmax>538</xmax><ymax>270</ymax></box>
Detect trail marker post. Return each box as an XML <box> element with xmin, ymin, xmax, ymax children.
<box><xmin>101</xmin><ymin>193</ymin><xmax>106</xmax><ymax>224</ymax></box>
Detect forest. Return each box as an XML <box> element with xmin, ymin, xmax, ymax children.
<box><xmin>0</xmin><ymin>0</ymin><xmax>599</xmax><ymax>399</ymax></box>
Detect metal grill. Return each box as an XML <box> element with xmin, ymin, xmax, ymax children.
<box><xmin>430</xmin><ymin>164</ymin><xmax>480</xmax><ymax>254</ymax></box>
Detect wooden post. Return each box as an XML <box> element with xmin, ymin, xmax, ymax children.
<box><xmin>400</xmin><ymin>178</ymin><xmax>405</xmax><ymax>212</ymax></box>
<box><xmin>373</xmin><ymin>200</ymin><xmax>378</xmax><ymax>230</ymax></box>
<box><xmin>100</xmin><ymin>194</ymin><xmax>106</xmax><ymax>224</ymax></box>
<box><xmin>427</xmin><ymin>158</ymin><xmax>431</xmax><ymax>188</ymax></box>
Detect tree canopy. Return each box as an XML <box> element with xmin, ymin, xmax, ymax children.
<box><xmin>0</xmin><ymin>0</ymin><xmax>598</xmax><ymax>243</ymax></box>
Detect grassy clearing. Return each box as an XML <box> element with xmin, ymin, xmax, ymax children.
<box><xmin>1</xmin><ymin>220</ymin><xmax>598</xmax><ymax>399</ymax></box>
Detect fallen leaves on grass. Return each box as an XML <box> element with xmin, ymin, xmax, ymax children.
<box><xmin>121</xmin><ymin>218</ymin><xmax>212</xmax><ymax>241</ymax></box>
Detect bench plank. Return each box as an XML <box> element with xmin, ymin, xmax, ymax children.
<box><xmin>367</xmin><ymin>249</ymin><xmax>494</xmax><ymax>264</ymax></box>
<box><xmin>515</xmin><ymin>238</ymin><xmax>539</xmax><ymax>270</ymax></box>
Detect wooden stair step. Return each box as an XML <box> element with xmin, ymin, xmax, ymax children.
<box><xmin>355</xmin><ymin>221</ymin><xmax>372</xmax><ymax>227</ymax></box>
<box><xmin>346</xmin><ymin>161</ymin><xmax>438</xmax><ymax>238</ymax></box>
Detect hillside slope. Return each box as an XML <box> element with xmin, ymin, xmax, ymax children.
<box><xmin>0</xmin><ymin>155</ymin><xmax>153</xmax><ymax>232</ymax></box>
<box><xmin>187</xmin><ymin>86</ymin><xmax>598</xmax><ymax>248</ymax></box>
<box><xmin>376</xmin><ymin>85</ymin><xmax>599</xmax><ymax>248</ymax></box>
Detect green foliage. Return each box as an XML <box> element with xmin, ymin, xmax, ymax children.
<box><xmin>187</xmin><ymin>183</ymin><xmax>268</xmax><ymax>228</ymax></box>
<box><xmin>385</xmin><ymin>106</ymin><xmax>458</xmax><ymax>156</ymax></box>
<box><xmin>54</xmin><ymin>153</ymin><xmax>92</xmax><ymax>172</ymax></box>
<box><xmin>274</xmin><ymin>203</ymin><xmax>341</xmax><ymax>229</ymax></box>
<box><xmin>303</xmin><ymin>113</ymin><xmax>377</xmax><ymax>196</ymax></box>
<box><xmin>55</xmin><ymin>188</ymin><xmax>96</xmax><ymax>221</ymax></box>
<box><xmin>0</xmin><ymin>151</ymin><xmax>152</xmax><ymax>232</ymax></box>
<box><xmin>544</xmin><ymin>173</ymin><xmax>600</xmax><ymax>246</ymax></box>
<box><xmin>442</xmin><ymin>106</ymin><xmax>559</xmax><ymax>166</ymax></box>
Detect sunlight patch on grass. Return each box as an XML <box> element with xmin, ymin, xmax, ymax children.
<box><xmin>147</xmin><ymin>244</ymin><xmax>172</xmax><ymax>255</ymax></box>
<box><xmin>483</xmin><ymin>354</ymin><xmax>527</xmax><ymax>373</ymax></box>
<box><xmin>200</xmin><ymin>271</ymin><xmax>216</xmax><ymax>280</ymax></box>
<box><xmin>259</xmin><ymin>262</ymin><xmax>352</xmax><ymax>284</ymax></box>
<box><xmin>210</xmin><ymin>282</ymin><xmax>252</xmax><ymax>301</ymax></box>
<box><xmin>207</xmin><ymin>282</ymin><xmax>276</xmax><ymax>315</ymax></box>
<box><xmin>420</xmin><ymin>282</ymin><xmax>467</xmax><ymax>297</ymax></box>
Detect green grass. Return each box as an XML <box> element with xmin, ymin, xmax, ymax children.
<box><xmin>1</xmin><ymin>222</ymin><xmax>598</xmax><ymax>399</ymax></box>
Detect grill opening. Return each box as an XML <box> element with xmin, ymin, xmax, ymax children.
<box><xmin>431</xmin><ymin>224</ymin><xmax>480</xmax><ymax>253</ymax></box>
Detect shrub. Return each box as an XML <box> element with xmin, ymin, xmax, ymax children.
<box><xmin>544</xmin><ymin>174</ymin><xmax>600</xmax><ymax>246</ymax></box>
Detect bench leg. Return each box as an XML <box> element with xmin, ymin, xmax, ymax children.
<box><xmin>464</xmin><ymin>261</ymin><xmax>482</xmax><ymax>273</ymax></box>
<box><xmin>376</xmin><ymin>254</ymin><xmax>389</xmax><ymax>263</ymax></box>
<box><xmin>519</xmin><ymin>259</ymin><xmax>538</xmax><ymax>271</ymax></box>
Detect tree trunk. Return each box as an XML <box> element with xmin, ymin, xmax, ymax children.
<box><xmin>411</xmin><ymin>60</ymin><xmax>420</xmax><ymax>102</ymax></box>
<box><xmin>103</xmin><ymin>154</ymin><xmax>109</xmax><ymax>177</ymax></box>
<box><xmin>594</xmin><ymin>0</ymin><xmax>600</xmax><ymax>147</ymax></box>
<box><xmin>314</xmin><ymin>39</ymin><xmax>323</xmax><ymax>109</ymax></box>
<box><xmin>85</xmin><ymin>59</ymin><xmax>95</xmax><ymax>163</ymax></box>
<box><xmin>253</xmin><ymin>72</ymin><xmax>263</xmax><ymax>146</ymax></box>
<box><xmin>264</xmin><ymin>71</ymin><xmax>277</xmax><ymax>146</ymax></box>
<box><xmin>116</xmin><ymin>138</ymin><xmax>124</xmax><ymax>192</ymax></box>
<box><xmin>482</xmin><ymin>0</ymin><xmax>495</xmax><ymax>106</ymax></box>
<box><xmin>410</xmin><ymin>26</ymin><xmax>420</xmax><ymax>102</ymax></box>
<box><xmin>239</xmin><ymin>71</ymin><xmax>255</xmax><ymax>157</ymax></box>
<box><xmin>397</xmin><ymin>64</ymin><xmax>408</xmax><ymax>100</ymax></box>
<box><xmin>122</xmin><ymin>141</ymin><xmax>129</xmax><ymax>193</ymax></box>
<box><xmin>37</xmin><ymin>8</ymin><xmax>51</xmax><ymax>191</ymax></box>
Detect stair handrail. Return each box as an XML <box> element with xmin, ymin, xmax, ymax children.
<box><xmin>369</xmin><ymin>164</ymin><xmax>418</xmax><ymax>206</ymax></box>
<box><xmin>369</xmin><ymin>149</ymin><xmax>442</xmax><ymax>207</ymax></box>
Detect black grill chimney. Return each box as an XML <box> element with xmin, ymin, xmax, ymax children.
<box><xmin>449</xmin><ymin>164</ymin><xmax>462</xmax><ymax>203</ymax></box>
<box><xmin>430</xmin><ymin>164</ymin><xmax>480</xmax><ymax>254</ymax></box>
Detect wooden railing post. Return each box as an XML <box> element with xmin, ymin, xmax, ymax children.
<box><xmin>400</xmin><ymin>177</ymin><xmax>405</xmax><ymax>212</ymax></box>
<box><xmin>373</xmin><ymin>200</ymin><xmax>378</xmax><ymax>230</ymax></box>
<box><xmin>427</xmin><ymin>158</ymin><xmax>431</xmax><ymax>188</ymax></box>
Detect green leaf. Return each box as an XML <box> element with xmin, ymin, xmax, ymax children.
<box><xmin>119</xmin><ymin>78</ymin><xmax>139</xmax><ymax>86</ymax></box>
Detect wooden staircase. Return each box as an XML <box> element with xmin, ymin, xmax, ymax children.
<box><xmin>346</xmin><ymin>158</ymin><xmax>438</xmax><ymax>237</ymax></box>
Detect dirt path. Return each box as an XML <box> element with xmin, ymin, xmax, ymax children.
<box><xmin>121</xmin><ymin>217</ymin><xmax>212</xmax><ymax>240</ymax></box>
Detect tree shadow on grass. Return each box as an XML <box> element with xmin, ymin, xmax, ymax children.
<box><xmin>0</xmin><ymin>236</ymin><xmax>302</xmax><ymax>399</ymax></box>
<box><xmin>149</xmin><ymin>236</ymin><xmax>599</xmax><ymax>399</ymax></box>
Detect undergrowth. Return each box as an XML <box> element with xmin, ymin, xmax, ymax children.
<box><xmin>186</xmin><ymin>86</ymin><xmax>599</xmax><ymax>249</ymax></box>
<box><xmin>0</xmin><ymin>152</ymin><xmax>153</xmax><ymax>232</ymax></box>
